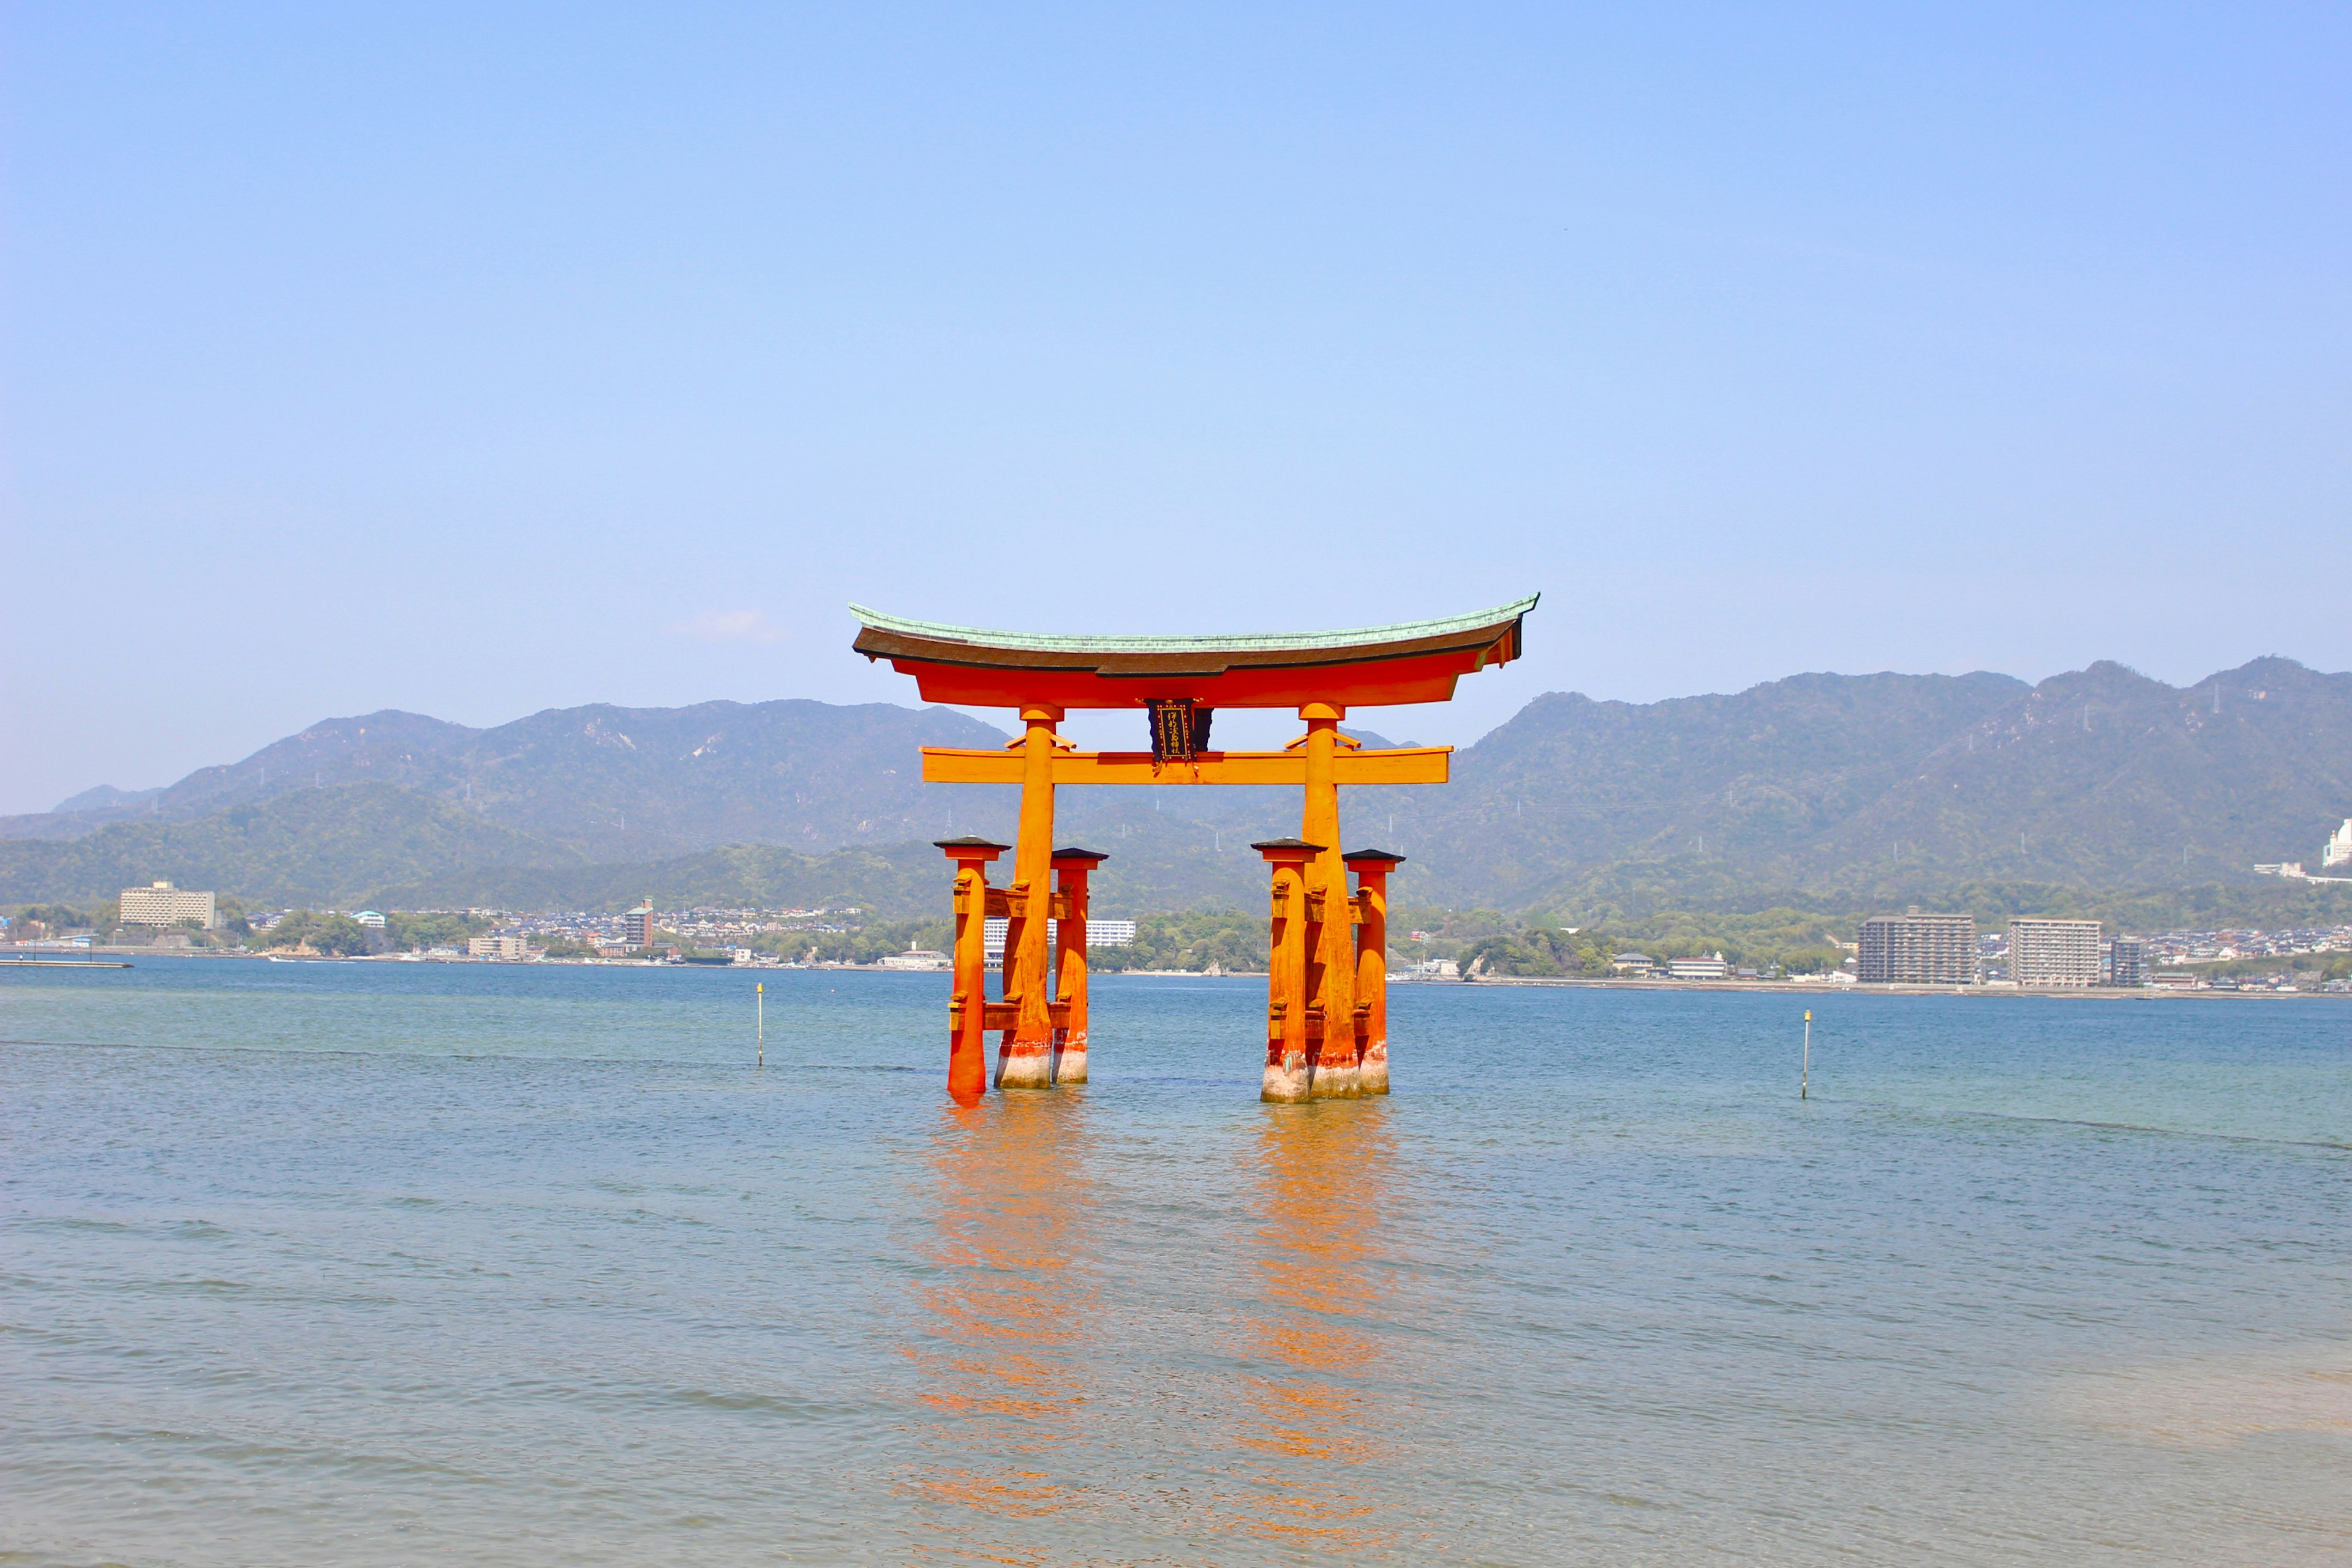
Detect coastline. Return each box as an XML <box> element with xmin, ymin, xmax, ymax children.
<box><xmin>6</xmin><ymin>946</ymin><xmax>2339</xmax><ymax>998</ymax></box>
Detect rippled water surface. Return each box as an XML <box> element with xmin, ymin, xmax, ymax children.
<box><xmin>4</xmin><ymin>959</ymin><xmax>2349</xmax><ymax>1564</ymax></box>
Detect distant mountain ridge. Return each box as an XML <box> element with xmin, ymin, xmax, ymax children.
<box><xmin>0</xmin><ymin>783</ymin><xmax>578</xmax><ymax>908</ymax></box>
<box><xmin>4</xmin><ymin>658</ymin><xmax>2346</xmax><ymax>914</ymax></box>
<box><xmin>1</xmin><ymin>699</ymin><xmax>1017</xmax><ymax>858</ymax></box>
<box><xmin>1381</xmin><ymin>655</ymin><xmax>2351</xmax><ymax>908</ymax></box>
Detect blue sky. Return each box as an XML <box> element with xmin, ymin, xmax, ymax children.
<box><xmin>4</xmin><ymin>3</ymin><xmax>2346</xmax><ymax>812</ymax></box>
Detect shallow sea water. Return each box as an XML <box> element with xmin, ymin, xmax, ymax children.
<box><xmin>2</xmin><ymin>959</ymin><xmax>2348</xmax><ymax>1565</ymax></box>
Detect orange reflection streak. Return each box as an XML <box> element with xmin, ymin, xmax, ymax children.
<box><xmin>1230</xmin><ymin>1101</ymin><xmax>1401</xmax><ymax>1555</ymax></box>
<box><xmin>899</xmin><ymin>1093</ymin><xmax>1097</xmax><ymax>1556</ymax></box>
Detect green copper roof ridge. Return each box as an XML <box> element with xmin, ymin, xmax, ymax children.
<box><xmin>848</xmin><ymin>594</ymin><xmax>1538</xmax><ymax>655</ymax></box>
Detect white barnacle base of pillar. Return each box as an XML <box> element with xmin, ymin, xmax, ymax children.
<box><xmin>1359</xmin><ymin>1036</ymin><xmax>1390</xmax><ymax>1095</ymax></box>
<box><xmin>997</xmin><ymin>1036</ymin><xmax>1055</xmax><ymax>1090</ymax></box>
<box><xmin>1052</xmin><ymin>1030</ymin><xmax>1089</xmax><ymax>1085</ymax></box>
<box><xmin>1308</xmin><ymin>1049</ymin><xmax>1362</xmax><ymax>1099</ymax></box>
<box><xmin>1262</xmin><ymin>1047</ymin><xmax>1311</xmax><ymax>1102</ymax></box>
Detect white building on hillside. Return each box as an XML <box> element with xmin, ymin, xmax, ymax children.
<box><xmin>2326</xmin><ymin>818</ymin><xmax>2352</xmax><ymax>869</ymax></box>
<box><xmin>119</xmin><ymin>881</ymin><xmax>218</xmax><ymax>928</ymax></box>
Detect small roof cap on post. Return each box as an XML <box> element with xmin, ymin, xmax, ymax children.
<box><xmin>935</xmin><ymin>835</ymin><xmax>1010</xmax><ymax>859</ymax></box>
<box><xmin>1252</xmin><ymin>837</ymin><xmax>1325</xmax><ymax>862</ymax></box>
<box><xmin>1050</xmin><ymin>845</ymin><xmax>1110</xmax><ymax>864</ymax></box>
<box><xmin>1343</xmin><ymin>848</ymin><xmax>1408</xmax><ymax>865</ymax></box>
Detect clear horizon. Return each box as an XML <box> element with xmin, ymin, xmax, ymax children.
<box><xmin>6</xmin><ymin>5</ymin><xmax>2346</xmax><ymax>813</ymax></box>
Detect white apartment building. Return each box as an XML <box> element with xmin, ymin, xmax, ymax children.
<box><xmin>467</xmin><ymin>935</ymin><xmax>530</xmax><ymax>961</ymax></box>
<box><xmin>2008</xmin><ymin>918</ymin><xmax>2103</xmax><ymax>987</ymax></box>
<box><xmin>981</xmin><ymin>918</ymin><xmax>1139</xmax><ymax>961</ymax></box>
<box><xmin>118</xmin><ymin>881</ymin><xmax>218</xmax><ymax>928</ymax></box>
<box><xmin>1857</xmin><ymin>910</ymin><xmax>1976</xmax><ymax>984</ymax></box>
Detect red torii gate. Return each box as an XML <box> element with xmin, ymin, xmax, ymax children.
<box><xmin>851</xmin><ymin>596</ymin><xmax>1537</xmax><ymax>1104</ymax></box>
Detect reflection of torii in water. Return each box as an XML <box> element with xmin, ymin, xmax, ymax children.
<box><xmin>851</xmin><ymin>595</ymin><xmax>1537</xmax><ymax>1104</ymax></box>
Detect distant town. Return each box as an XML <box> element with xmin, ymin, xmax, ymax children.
<box><xmin>5</xmin><ymin>878</ymin><xmax>2348</xmax><ymax>994</ymax></box>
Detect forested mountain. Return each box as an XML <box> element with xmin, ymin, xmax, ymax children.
<box><xmin>1822</xmin><ymin>657</ymin><xmax>2352</xmax><ymax>888</ymax></box>
<box><xmin>0</xmin><ymin>783</ymin><xmax>578</xmax><ymax>908</ymax></box>
<box><xmin>2</xmin><ymin>701</ymin><xmax>1017</xmax><ymax>858</ymax></box>
<box><xmin>1382</xmin><ymin>656</ymin><xmax>2351</xmax><ymax>908</ymax></box>
<box><xmin>1379</xmin><ymin>669</ymin><xmax>2030</xmax><ymax>905</ymax></box>
<box><xmin>5</xmin><ymin>659</ymin><xmax>2346</xmax><ymax>915</ymax></box>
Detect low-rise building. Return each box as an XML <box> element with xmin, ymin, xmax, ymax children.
<box><xmin>2008</xmin><ymin>918</ymin><xmax>2101</xmax><ymax>987</ymax></box>
<box><xmin>1668</xmin><ymin>954</ymin><xmax>1728</xmax><ymax>981</ymax></box>
<box><xmin>119</xmin><ymin>881</ymin><xmax>218</xmax><ymax>929</ymax></box>
<box><xmin>467</xmin><ymin>935</ymin><xmax>530</xmax><ymax>961</ymax></box>
<box><xmin>1610</xmin><ymin>952</ymin><xmax>1654</xmax><ymax>977</ymax></box>
<box><xmin>1857</xmin><ymin>908</ymin><xmax>1977</xmax><ymax>984</ymax></box>
<box><xmin>353</xmin><ymin>910</ymin><xmax>386</xmax><ymax>929</ymax></box>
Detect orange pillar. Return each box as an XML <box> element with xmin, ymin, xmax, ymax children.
<box><xmin>937</xmin><ymin>836</ymin><xmax>1008</xmax><ymax>1104</ymax></box>
<box><xmin>1255</xmin><ymin>838</ymin><xmax>1319</xmax><ymax>1103</ymax></box>
<box><xmin>1050</xmin><ymin>845</ymin><xmax>1106</xmax><ymax>1085</ymax></box>
<box><xmin>1297</xmin><ymin>704</ymin><xmax>1360</xmax><ymax>1099</ymax></box>
<box><xmin>996</xmin><ymin>704</ymin><xmax>1063</xmax><ymax>1091</ymax></box>
<box><xmin>1344</xmin><ymin>850</ymin><xmax>1403</xmax><ymax>1096</ymax></box>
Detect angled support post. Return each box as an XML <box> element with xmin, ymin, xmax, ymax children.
<box><xmin>1344</xmin><ymin>850</ymin><xmax>1404</xmax><ymax>1096</ymax></box>
<box><xmin>937</xmin><ymin>836</ymin><xmax>1009</xmax><ymax>1104</ymax></box>
<box><xmin>1050</xmin><ymin>846</ymin><xmax>1107</xmax><ymax>1085</ymax></box>
<box><xmin>1255</xmin><ymin>838</ymin><xmax>1321</xmax><ymax>1103</ymax></box>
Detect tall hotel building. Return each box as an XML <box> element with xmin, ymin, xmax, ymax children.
<box><xmin>118</xmin><ymin>881</ymin><xmax>219</xmax><ymax>928</ymax></box>
<box><xmin>2008</xmin><ymin>918</ymin><xmax>2103</xmax><ymax>987</ymax></box>
<box><xmin>1857</xmin><ymin>908</ymin><xmax>1978</xmax><ymax>984</ymax></box>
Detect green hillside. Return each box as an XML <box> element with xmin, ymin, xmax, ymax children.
<box><xmin>364</xmin><ymin>841</ymin><xmax>944</xmax><ymax>919</ymax></box>
<box><xmin>0</xmin><ymin>783</ymin><xmax>580</xmax><ymax>907</ymax></box>
<box><xmin>1371</xmin><ymin>657</ymin><xmax>2351</xmax><ymax>908</ymax></box>
<box><xmin>2</xmin><ymin>699</ymin><xmax>1017</xmax><ymax>859</ymax></box>
<box><xmin>1381</xmin><ymin>669</ymin><xmax>2032</xmax><ymax>906</ymax></box>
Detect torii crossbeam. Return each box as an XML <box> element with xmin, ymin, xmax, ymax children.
<box><xmin>851</xmin><ymin>595</ymin><xmax>1537</xmax><ymax>1104</ymax></box>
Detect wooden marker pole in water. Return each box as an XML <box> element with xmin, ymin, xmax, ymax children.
<box><xmin>757</xmin><ymin>982</ymin><xmax>764</xmax><ymax>1069</ymax></box>
<box><xmin>1801</xmin><ymin>1009</ymin><xmax>1811</xmax><ymax>1100</ymax></box>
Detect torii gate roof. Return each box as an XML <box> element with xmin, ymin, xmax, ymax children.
<box><xmin>851</xmin><ymin>595</ymin><xmax>1537</xmax><ymax>709</ymax></box>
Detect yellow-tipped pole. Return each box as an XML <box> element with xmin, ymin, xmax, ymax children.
<box><xmin>757</xmin><ymin>982</ymin><xmax>765</xmax><ymax>1069</ymax></box>
<box><xmin>1801</xmin><ymin>1009</ymin><xmax>1811</xmax><ymax>1100</ymax></box>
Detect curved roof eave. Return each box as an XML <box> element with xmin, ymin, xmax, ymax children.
<box><xmin>846</xmin><ymin>595</ymin><xmax>1539</xmax><ymax>657</ymax></box>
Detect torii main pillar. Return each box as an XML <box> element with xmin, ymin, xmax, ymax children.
<box><xmin>994</xmin><ymin>704</ymin><xmax>1063</xmax><ymax>1091</ymax></box>
<box><xmin>1297</xmin><ymin>703</ymin><xmax>1359</xmax><ymax>1099</ymax></box>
